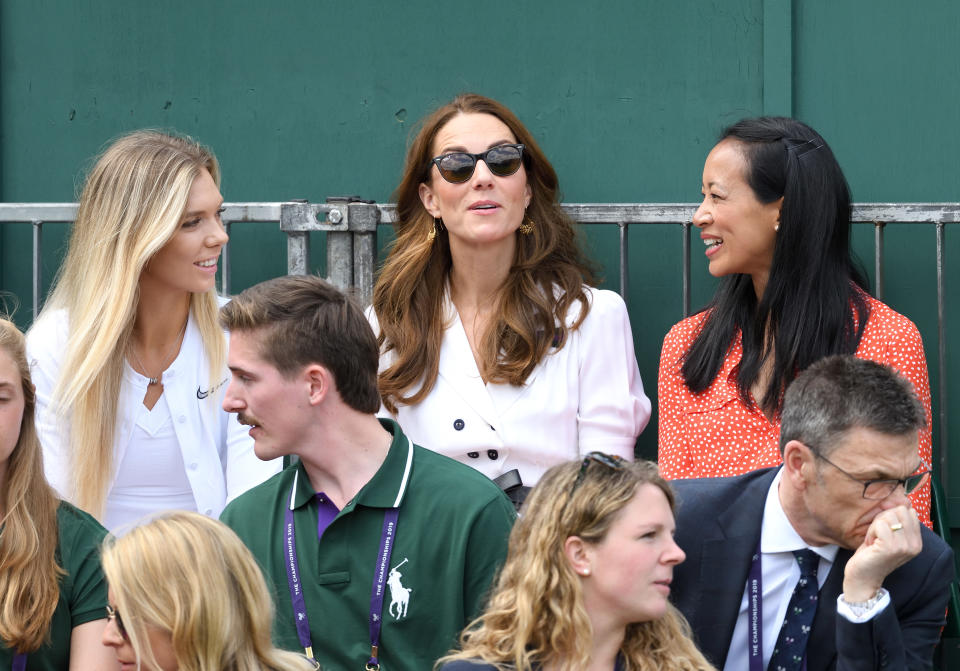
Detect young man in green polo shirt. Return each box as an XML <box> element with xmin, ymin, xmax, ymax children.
<box><xmin>218</xmin><ymin>275</ymin><xmax>516</xmax><ymax>671</ymax></box>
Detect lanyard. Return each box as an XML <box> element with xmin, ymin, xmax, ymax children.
<box><xmin>12</xmin><ymin>653</ymin><xmax>25</xmax><ymax>671</ymax></box>
<box><xmin>283</xmin><ymin>438</ymin><xmax>412</xmax><ymax>669</ymax></box>
<box><xmin>747</xmin><ymin>541</ymin><xmax>764</xmax><ymax>671</ymax></box>
<box><xmin>366</xmin><ymin>509</ymin><xmax>399</xmax><ymax>671</ymax></box>
<box><xmin>747</xmin><ymin>541</ymin><xmax>808</xmax><ymax>671</ymax></box>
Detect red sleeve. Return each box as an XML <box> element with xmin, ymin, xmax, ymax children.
<box><xmin>857</xmin><ymin>299</ymin><xmax>933</xmax><ymax>527</ymax></box>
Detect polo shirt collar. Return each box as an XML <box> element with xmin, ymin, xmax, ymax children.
<box><xmin>289</xmin><ymin>461</ymin><xmax>319</xmax><ymax>510</ymax></box>
<box><xmin>287</xmin><ymin>419</ymin><xmax>415</xmax><ymax>512</ymax></box>
<box><xmin>353</xmin><ymin>419</ymin><xmax>414</xmax><ymax>509</ymax></box>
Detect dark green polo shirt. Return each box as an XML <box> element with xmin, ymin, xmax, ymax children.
<box><xmin>0</xmin><ymin>503</ymin><xmax>108</xmax><ymax>670</ymax></box>
<box><xmin>221</xmin><ymin>419</ymin><xmax>515</xmax><ymax>671</ymax></box>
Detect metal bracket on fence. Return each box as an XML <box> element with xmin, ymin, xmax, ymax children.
<box><xmin>279</xmin><ymin>198</ymin><xmax>379</xmax><ymax>305</ymax></box>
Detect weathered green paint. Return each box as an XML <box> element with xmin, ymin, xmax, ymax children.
<box><xmin>1</xmin><ymin>1</ymin><xmax>959</xmax><ymax>525</ymax></box>
<box><xmin>762</xmin><ymin>0</ymin><xmax>793</xmax><ymax>116</ymax></box>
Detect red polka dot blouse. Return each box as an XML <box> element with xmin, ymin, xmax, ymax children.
<box><xmin>657</xmin><ymin>294</ymin><xmax>933</xmax><ymax>527</ymax></box>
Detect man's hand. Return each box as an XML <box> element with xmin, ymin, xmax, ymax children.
<box><xmin>842</xmin><ymin>505</ymin><xmax>922</xmax><ymax>602</ymax></box>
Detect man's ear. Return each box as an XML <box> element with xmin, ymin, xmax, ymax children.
<box><xmin>782</xmin><ymin>439</ymin><xmax>815</xmax><ymax>490</ymax></box>
<box><xmin>563</xmin><ymin>535</ymin><xmax>593</xmax><ymax>577</ymax></box>
<box><xmin>305</xmin><ymin>364</ymin><xmax>331</xmax><ymax>406</ymax></box>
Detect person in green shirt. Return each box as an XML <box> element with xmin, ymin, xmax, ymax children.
<box><xmin>218</xmin><ymin>276</ymin><xmax>516</xmax><ymax>671</ymax></box>
<box><xmin>0</xmin><ymin>318</ymin><xmax>114</xmax><ymax>671</ymax></box>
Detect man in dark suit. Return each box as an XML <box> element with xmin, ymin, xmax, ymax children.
<box><xmin>670</xmin><ymin>356</ymin><xmax>955</xmax><ymax>671</ymax></box>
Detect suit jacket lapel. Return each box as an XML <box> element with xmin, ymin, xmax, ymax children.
<box><xmin>686</xmin><ymin>470</ymin><xmax>774</xmax><ymax>667</ymax></box>
<box><xmin>437</xmin><ymin>301</ymin><xmax>499</xmax><ymax>429</ymax></box>
<box><xmin>806</xmin><ymin>549</ymin><xmax>848</xmax><ymax>670</ymax></box>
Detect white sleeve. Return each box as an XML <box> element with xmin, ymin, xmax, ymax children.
<box><xmin>836</xmin><ymin>588</ymin><xmax>891</xmax><ymax>623</ymax></box>
<box><xmin>26</xmin><ymin>313</ymin><xmax>73</xmax><ymax>499</ymax></box>
<box><xmin>366</xmin><ymin>304</ymin><xmax>399</xmax><ymax>421</ymax></box>
<box><xmin>576</xmin><ymin>289</ymin><xmax>651</xmax><ymax>459</ymax></box>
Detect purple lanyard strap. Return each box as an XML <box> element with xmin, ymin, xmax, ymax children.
<box><xmin>12</xmin><ymin>653</ymin><xmax>26</xmax><ymax>671</ymax></box>
<box><xmin>284</xmin><ymin>471</ymin><xmax>316</xmax><ymax>661</ymax></box>
<box><xmin>748</xmin><ymin>540</ymin><xmax>809</xmax><ymax>671</ymax></box>
<box><xmin>366</xmin><ymin>508</ymin><xmax>399</xmax><ymax>671</ymax></box>
<box><xmin>747</xmin><ymin>541</ymin><xmax>764</xmax><ymax>671</ymax></box>
<box><xmin>284</xmin><ymin>438</ymin><xmax>413</xmax><ymax>669</ymax></box>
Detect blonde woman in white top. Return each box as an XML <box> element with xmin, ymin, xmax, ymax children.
<box><xmin>28</xmin><ymin>130</ymin><xmax>279</xmax><ymax>529</ymax></box>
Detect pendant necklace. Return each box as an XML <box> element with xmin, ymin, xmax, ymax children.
<box><xmin>128</xmin><ymin>319</ymin><xmax>188</xmax><ymax>386</ymax></box>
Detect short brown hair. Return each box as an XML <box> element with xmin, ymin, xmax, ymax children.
<box><xmin>220</xmin><ymin>275</ymin><xmax>380</xmax><ymax>413</ymax></box>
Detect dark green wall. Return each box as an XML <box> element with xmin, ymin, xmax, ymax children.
<box><xmin>2</xmin><ymin>1</ymin><xmax>959</xmax><ymax>516</ymax></box>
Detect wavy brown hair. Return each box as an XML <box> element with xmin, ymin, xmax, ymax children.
<box><xmin>373</xmin><ymin>93</ymin><xmax>595</xmax><ymax>413</ymax></box>
<box><xmin>438</xmin><ymin>458</ymin><xmax>714</xmax><ymax>671</ymax></box>
<box><xmin>0</xmin><ymin>319</ymin><xmax>64</xmax><ymax>653</ymax></box>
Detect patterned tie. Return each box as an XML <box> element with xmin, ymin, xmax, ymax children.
<box><xmin>768</xmin><ymin>549</ymin><xmax>820</xmax><ymax>671</ymax></box>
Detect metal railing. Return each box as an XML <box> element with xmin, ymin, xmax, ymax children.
<box><xmin>4</xmin><ymin>200</ymin><xmax>960</xmax><ymax>494</ymax></box>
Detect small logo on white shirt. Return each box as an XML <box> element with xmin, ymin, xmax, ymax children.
<box><xmin>196</xmin><ymin>378</ymin><xmax>228</xmax><ymax>399</ymax></box>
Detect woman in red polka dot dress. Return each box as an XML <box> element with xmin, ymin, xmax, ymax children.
<box><xmin>657</xmin><ymin>117</ymin><xmax>932</xmax><ymax>526</ymax></box>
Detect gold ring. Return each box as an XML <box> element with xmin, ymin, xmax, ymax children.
<box><xmin>889</xmin><ymin>522</ymin><xmax>904</xmax><ymax>532</ymax></box>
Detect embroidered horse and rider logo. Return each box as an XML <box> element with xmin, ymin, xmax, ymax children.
<box><xmin>388</xmin><ymin>558</ymin><xmax>412</xmax><ymax>619</ymax></box>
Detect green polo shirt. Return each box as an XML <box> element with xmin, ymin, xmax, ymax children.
<box><xmin>0</xmin><ymin>503</ymin><xmax>108</xmax><ymax>670</ymax></box>
<box><xmin>221</xmin><ymin>419</ymin><xmax>515</xmax><ymax>671</ymax></box>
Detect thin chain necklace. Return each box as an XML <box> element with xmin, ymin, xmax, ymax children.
<box><xmin>128</xmin><ymin>319</ymin><xmax>188</xmax><ymax>386</ymax></box>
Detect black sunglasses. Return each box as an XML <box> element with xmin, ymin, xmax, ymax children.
<box><xmin>429</xmin><ymin>144</ymin><xmax>525</xmax><ymax>184</ymax></box>
<box><xmin>571</xmin><ymin>452</ymin><xmax>627</xmax><ymax>494</ymax></box>
<box><xmin>106</xmin><ymin>604</ymin><xmax>128</xmax><ymax>641</ymax></box>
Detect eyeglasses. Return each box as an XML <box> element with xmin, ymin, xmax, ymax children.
<box><xmin>429</xmin><ymin>144</ymin><xmax>525</xmax><ymax>184</ymax></box>
<box><xmin>106</xmin><ymin>604</ymin><xmax>128</xmax><ymax>641</ymax></box>
<box><xmin>571</xmin><ymin>452</ymin><xmax>627</xmax><ymax>493</ymax></box>
<box><xmin>815</xmin><ymin>452</ymin><xmax>931</xmax><ymax>500</ymax></box>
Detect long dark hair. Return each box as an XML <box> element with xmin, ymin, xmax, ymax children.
<box><xmin>682</xmin><ymin>117</ymin><xmax>870</xmax><ymax>416</ymax></box>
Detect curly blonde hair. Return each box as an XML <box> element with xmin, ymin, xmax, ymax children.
<box><xmin>438</xmin><ymin>458</ymin><xmax>713</xmax><ymax>671</ymax></box>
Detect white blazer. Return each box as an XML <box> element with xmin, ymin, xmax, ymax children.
<box><xmin>27</xmin><ymin>299</ymin><xmax>280</xmax><ymax>524</ymax></box>
<box><xmin>370</xmin><ymin>286</ymin><xmax>651</xmax><ymax>485</ymax></box>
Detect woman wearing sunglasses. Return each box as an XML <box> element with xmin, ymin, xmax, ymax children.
<box><xmin>27</xmin><ymin>130</ymin><xmax>279</xmax><ymax>531</ymax></box>
<box><xmin>437</xmin><ymin>453</ymin><xmax>713</xmax><ymax>671</ymax></box>
<box><xmin>657</xmin><ymin>116</ymin><xmax>932</xmax><ymax>525</ymax></box>
<box><xmin>0</xmin><ymin>318</ymin><xmax>115</xmax><ymax>670</ymax></box>
<box><xmin>101</xmin><ymin>511</ymin><xmax>317</xmax><ymax>671</ymax></box>
<box><xmin>371</xmin><ymin>94</ymin><xmax>650</xmax><ymax>501</ymax></box>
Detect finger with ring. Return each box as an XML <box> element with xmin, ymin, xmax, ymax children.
<box><xmin>889</xmin><ymin>522</ymin><xmax>904</xmax><ymax>532</ymax></box>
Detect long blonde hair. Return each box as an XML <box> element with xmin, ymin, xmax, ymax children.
<box><xmin>439</xmin><ymin>458</ymin><xmax>714</xmax><ymax>671</ymax></box>
<box><xmin>0</xmin><ymin>318</ymin><xmax>64</xmax><ymax>653</ymax></box>
<box><xmin>37</xmin><ymin>130</ymin><xmax>225</xmax><ymax>517</ymax></box>
<box><xmin>102</xmin><ymin>512</ymin><xmax>313</xmax><ymax>671</ymax></box>
<box><xmin>373</xmin><ymin>93</ymin><xmax>595</xmax><ymax>414</ymax></box>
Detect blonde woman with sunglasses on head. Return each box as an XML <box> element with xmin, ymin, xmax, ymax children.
<box><xmin>101</xmin><ymin>511</ymin><xmax>317</xmax><ymax>671</ymax></box>
<box><xmin>371</xmin><ymin>94</ymin><xmax>650</xmax><ymax>505</ymax></box>
<box><xmin>0</xmin><ymin>318</ymin><xmax>114</xmax><ymax>670</ymax></box>
<box><xmin>437</xmin><ymin>453</ymin><xmax>713</xmax><ymax>671</ymax></box>
<box><xmin>27</xmin><ymin>130</ymin><xmax>279</xmax><ymax>531</ymax></box>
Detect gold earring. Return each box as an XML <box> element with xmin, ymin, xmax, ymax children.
<box><xmin>428</xmin><ymin>217</ymin><xmax>440</xmax><ymax>242</ymax></box>
<box><xmin>519</xmin><ymin>215</ymin><xmax>534</xmax><ymax>235</ymax></box>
